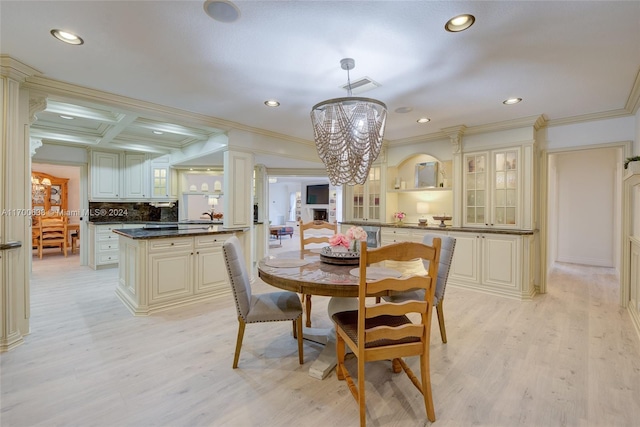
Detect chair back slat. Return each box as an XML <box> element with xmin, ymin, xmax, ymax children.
<box><xmin>299</xmin><ymin>220</ymin><xmax>336</xmax><ymax>249</ymax></box>
<box><xmin>366</xmin><ymin>276</ymin><xmax>431</xmax><ymax>296</ymax></box>
<box><xmin>366</xmin><ymin>301</ymin><xmax>427</xmax><ymax>319</ymax></box>
<box><xmin>365</xmin><ymin>324</ymin><xmax>425</xmax><ymax>344</ymax></box>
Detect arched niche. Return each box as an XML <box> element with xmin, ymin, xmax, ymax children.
<box><xmin>388</xmin><ymin>154</ymin><xmax>452</xmax><ymax>191</ymax></box>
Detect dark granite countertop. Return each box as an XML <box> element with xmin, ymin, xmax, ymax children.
<box><xmin>113</xmin><ymin>225</ymin><xmax>249</xmax><ymax>239</ymax></box>
<box><xmin>340</xmin><ymin>221</ymin><xmax>536</xmax><ymax>236</ymax></box>
<box><xmin>89</xmin><ymin>220</ymin><xmax>224</xmax><ymax>225</ymax></box>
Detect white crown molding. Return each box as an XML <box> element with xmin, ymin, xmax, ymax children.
<box><xmin>545</xmin><ymin>108</ymin><xmax>632</xmax><ymax>127</ymax></box>
<box><xmin>0</xmin><ymin>55</ymin><xmax>41</xmax><ymax>81</ymax></box>
<box><xmin>624</xmin><ymin>67</ymin><xmax>640</xmax><ymax>114</ymax></box>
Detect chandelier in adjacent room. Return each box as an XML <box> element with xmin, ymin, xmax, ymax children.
<box><xmin>310</xmin><ymin>58</ymin><xmax>387</xmax><ymax>186</ymax></box>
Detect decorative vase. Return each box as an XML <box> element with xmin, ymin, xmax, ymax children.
<box><xmin>628</xmin><ymin>161</ymin><xmax>640</xmax><ymax>174</ymax></box>
<box><xmin>350</xmin><ymin>239</ymin><xmax>360</xmax><ymax>253</ymax></box>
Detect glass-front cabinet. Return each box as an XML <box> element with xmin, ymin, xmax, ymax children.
<box><xmin>464</xmin><ymin>147</ymin><xmax>520</xmax><ymax>228</ymax></box>
<box><xmin>346</xmin><ymin>166</ymin><xmax>382</xmax><ymax>222</ymax></box>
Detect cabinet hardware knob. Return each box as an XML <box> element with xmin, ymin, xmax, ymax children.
<box><xmin>171</xmin><ymin>243</ymin><xmax>174</xmax><ymax>245</ymax></box>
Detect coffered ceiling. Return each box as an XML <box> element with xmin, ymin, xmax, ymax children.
<box><xmin>1</xmin><ymin>1</ymin><xmax>639</xmax><ymax>168</ymax></box>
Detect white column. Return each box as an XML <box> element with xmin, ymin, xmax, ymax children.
<box><xmin>0</xmin><ymin>57</ymin><xmax>37</xmax><ymax>352</ymax></box>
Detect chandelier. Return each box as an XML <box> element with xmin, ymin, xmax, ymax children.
<box><xmin>310</xmin><ymin>58</ymin><xmax>387</xmax><ymax>186</ymax></box>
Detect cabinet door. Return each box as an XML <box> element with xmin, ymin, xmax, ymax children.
<box><xmin>481</xmin><ymin>234</ymin><xmax>519</xmax><ymax>289</ymax></box>
<box><xmin>448</xmin><ymin>232</ymin><xmax>480</xmax><ymax>284</ymax></box>
<box><xmin>91</xmin><ymin>151</ymin><xmax>120</xmax><ymax>199</ymax></box>
<box><xmin>463</xmin><ymin>153</ymin><xmax>488</xmax><ymax>227</ymax></box>
<box><xmin>148</xmin><ymin>250</ymin><xmax>193</xmax><ymax>303</ymax></box>
<box><xmin>491</xmin><ymin>148</ymin><xmax>519</xmax><ymax>227</ymax></box>
<box><xmin>194</xmin><ymin>246</ymin><xmax>228</xmax><ymax>295</ymax></box>
<box><xmin>123</xmin><ymin>154</ymin><xmax>149</xmax><ymax>199</ymax></box>
<box><xmin>152</xmin><ymin>165</ymin><xmax>169</xmax><ymax>198</ymax></box>
<box><xmin>347</xmin><ymin>166</ymin><xmax>382</xmax><ymax>221</ymax></box>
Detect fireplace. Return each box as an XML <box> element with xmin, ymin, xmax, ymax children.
<box><xmin>313</xmin><ymin>208</ymin><xmax>328</xmax><ymax>221</ymax></box>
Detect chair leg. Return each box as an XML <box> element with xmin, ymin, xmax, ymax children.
<box><xmin>420</xmin><ymin>353</ymin><xmax>436</xmax><ymax>422</ymax></box>
<box><xmin>335</xmin><ymin>332</ymin><xmax>345</xmax><ymax>381</ymax></box>
<box><xmin>304</xmin><ymin>294</ymin><xmax>312</xmax><ymax>327</ymax></box>
<box><xmin>358</xmin><ymin>356</ymin><xmax>366</xmax><ymax>427</ymax></box>
<box><xmin>292</xmin><ymin>319</ymin><xmax>297</xmax><ymax>339</ymax></box>
<box><xmin>232</xmin><ymin>317</ymin><xmax>246</xmax><ymax>369</ymax></box>
<box><xmin>436</xmin><ymin>300</ymin><xmax>447</xmax><ymax>343</ymax></box>
<box><xmin>296</xmin><ymin>316</ymin><xmax>304</xmax><ymax>365</ymax></box>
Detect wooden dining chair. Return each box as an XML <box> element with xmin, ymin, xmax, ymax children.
<box><xmin>332</xmin><ymin>239</ymin><xmax>441</xmax><ymax>426</ymax></box>
<box><xmin>299</xmin><ymin>220</ymin><xmax>337</xmax><ymax>327</ymax></box>
<box><xmin>222</xmin><ymin>236</ymin><xmax>304</xmax><ymax>368</ymax></box>
<box><xmin>383</xmin><ymin>234</ymin><xmax>456</xmax><ymax>343</ymax></box>
<box><xmin>38</xmin><ymin>217</ymin><xmax>68</xmax><ymax>259</ymax></box>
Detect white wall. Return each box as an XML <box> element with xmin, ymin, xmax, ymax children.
<box><xmin>554</xmin><ymin>148</ymin><xmax>617</xmax><ymax>267</ymax></box>
<box><xmin>268</xmin><ymin>183</ymin><xmax>291</xmax><ymax>225</ymax></box>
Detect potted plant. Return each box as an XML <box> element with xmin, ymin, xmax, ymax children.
<box><xmin>624</xmin><ymin>156</ymin><xmax>640</xmax><ymax>173</ymax></box>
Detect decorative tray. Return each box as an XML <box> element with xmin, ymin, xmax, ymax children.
<box><xmin>319</xmin><ymin>246</ymin><xmax>360</xmax><ymax>265</ymax></box>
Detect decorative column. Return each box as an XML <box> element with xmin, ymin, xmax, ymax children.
<box><xmin>442</xmin><ymin>125</ymin><xmax>465</xmax><ymax>228</ymax></box>
<box><xmin>0</xmin><ymin>56</ymin><xmax>39</xmax><ymax>352</ymax></box>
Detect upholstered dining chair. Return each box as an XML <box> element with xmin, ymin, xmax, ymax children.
<box><xmin>299</xmin><ymin>220</ymin><xmax>337</xmax><ymax>327</ymax></box>
<box><xmin>38</xmin><ymin>217</ymin><xmax>68</xmax><ymax>259</ymax></box>
<box><xmin>333</xmin><ymin>239</ymin><xmax>442</xmax><ymax>426</ymax></box>
<box><xmin>383</xmin><ymin>234</ymin><xmax>456</xmax><ymax>343</ymax></box>
<box><xmin>222</xmin><ymin>236</ymin><xmax>304</xmax><ymax>369</ymax></box>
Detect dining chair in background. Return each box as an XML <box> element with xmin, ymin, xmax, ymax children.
<box><xmin>298</xmin><ymin>220</ymin><xmax>337</xmax><ymax>327</ymax></box>
<box><xmin>38</xmin><ymin>217</ymin><xmax>68</xmax><ymax>259</ymax></box>
<box><xmin>383</xmin><ymin>234</ymin><xmax>456</xmax><ymax>343</ymax></box>
<box><xmin>222</xmin><ymin>236</ymin><xmax>304</xmax><ymax>368</ymax></box>
<box><xmin>332</xmin><ymin>239</ymin><xmax>442</xmax><ymax>426</ymax></box>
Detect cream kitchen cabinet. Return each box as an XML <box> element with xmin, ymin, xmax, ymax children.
<box><xmin>88</xmin><ymin>223</ymin><xmax>121</xmax><ymax>269</ymax></box>
<box><xmin>345</xmin><ymin>166</ymin><xmax>384</xmax><ymax>222</ymax></box>
<box><xmin>463</xmin><ymin>147</ymin><xmax>526</xmax><ymax>229</ymax></box>
<box><xmin>116</xmin><ymin>233</ymin><xmax>233</xmax><ymax>315</ymax></box>
<box><xmin>90</xmin><ymin>151</ymin><xmax>120</xmax><ymax>199</ymax></box>
<box><xmin>448</xmin><ymin>231</ymin><xmax>535</xmax><ymax>300</ymax></box>
<box><xmin>123</xmin><ymin>153</ymin><xmax>150</xmax><ymax>198</ymax></box>
<box><xmin>380</xmin><ymin>226</ymin><xmax>447</xmax><ymax>245</ymax></box>
<box><xmin>90</xmin><ymin>150</ymin><xmax>176</xmax><ymax>201</ymax></box>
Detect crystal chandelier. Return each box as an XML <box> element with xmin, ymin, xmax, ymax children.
<box><xmin>310</xmin><ymin>58</ymin><xmax>387</xmax><ymax>185</ymax></box>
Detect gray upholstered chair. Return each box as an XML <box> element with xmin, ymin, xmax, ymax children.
<box><xmin>384</xmin><ymin>234</ymin><xmax>456</xmax><ymax>343</ymax></box>
<box><xmin>222</xmin><ymin>236</ymin><xmax>304</xmax><ymax>368</ymax></box>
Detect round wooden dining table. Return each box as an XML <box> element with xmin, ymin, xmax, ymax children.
<box><xmin>257</xmin><ymin>249</ymin><xmax>361</xmax><ymax>298</ymax></box>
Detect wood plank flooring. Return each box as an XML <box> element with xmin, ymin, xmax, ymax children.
<box><xmin>1</xmin><ymin>250</ymin><xmax>640</xmax><ymax>426</ymax></box>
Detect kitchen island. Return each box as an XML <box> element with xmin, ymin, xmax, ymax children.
<box><xmin>113</xmin><ymin>224</ymin><xmax>249</xmax><ymax>315</ymax></box>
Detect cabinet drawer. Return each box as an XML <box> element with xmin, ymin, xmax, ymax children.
<box><xmin>96</xmin><ymin>224</ymin><xmax>122</xmax><ymax>234</ymax></box>
<box><xmin>149</xmin><ymin>238</ymin><xmax>193</xmax><ymax>253</ymax></box>
<box><xmin>195</xmin><ymin>234</ymin><xmax>232</xmax><ymax>248</ymax></box>
<box><xmin>97</xmin><ymin>251</ymin><xmax>118</xmax><ymax>264</ymax></box>
<box><xmin>98</xmin><ymin>241</ymin><xmax>119</xmax><ymax>251</ymax></box>
<box><xmin>97</xmin><ymin>233</ymin><xmax>119</xmax><ymax>242</ymax></box>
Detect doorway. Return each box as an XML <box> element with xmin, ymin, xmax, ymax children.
<box><xmin>545</xmin><ymin>145</ymin><xmax>625</xmax><ymax>290</ymax></box>
<box><xmin>31</xmin><ymin>162</ymin><xmax>88</xmax><ymax>266</ymax></box>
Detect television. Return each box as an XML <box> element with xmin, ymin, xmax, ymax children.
<box><xmin>306</xmin><ymin>184</ymin><xmax>329</xmax><ymax>204</ymax></box>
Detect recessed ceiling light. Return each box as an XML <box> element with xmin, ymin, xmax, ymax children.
<box><xmin>152</xmin><ymin>130</ymin><xmax>164</xmax><ymax>135</ymax></box>
<box><xmin>203</xmin><ymin>0</ymin><xmax>240</xmax><ymax>23</ymax></box>
<box><xmin>50</xmin><ymin>29</ymin><xmax>84</xmax><ymax>45</ymax></box>
<box><xmin>264</xmin><ymin>100</ymin><xmax>280</xmax><ymax>107</ymax></box>
<box><xmin>59</xmin><ymin>115</ymin><xmax>74</xmax><ymax>120</ymax></box>
<box><xmin>417</xmin><ymin>117</ymin><xmax>431</xmax><ymax>124</ymax></box>
<box><xmin>503</xmin><ymin>97</ymin><xmax>523</xmax><ymax>105</ymax></box>
<box><xmin>445</xmin><ymin>14</ymin><xmax>475</xmax><ymax>32</ymax></box>
<box><xmin>395</xmin><ymin>107</ymin><xmax>413</xmax><ymax>114</ymax></box>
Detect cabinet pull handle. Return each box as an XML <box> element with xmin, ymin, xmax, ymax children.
<box><xmin>171</xmin><ymin>242</ymin><xmax>174</xmax><ymax>245</ymax></box>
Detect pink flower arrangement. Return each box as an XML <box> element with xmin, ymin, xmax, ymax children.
<box><xmin>346</xmin><ymin>226</ymin><xmax>368</xmax><ymax>241</ymax></box>
<box><xmin>329</xmin><ymin>226</ymin><xmax>368</xmax><ymax>249</ymax></box>
<box><xmin>329</xmin><ymin>233</ymin><xmax>350</xmax><ymax>248</ymax></box>
<box><xmin>394</xmin><ymin>212</ymin><xmax>406</xmax><ymax>221</ymax></box>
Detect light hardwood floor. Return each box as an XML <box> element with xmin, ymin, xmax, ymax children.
<box><xmin>1</xmin><ymin>248</ymin><xmax>640</xmax><ymax>426</ymax></box>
